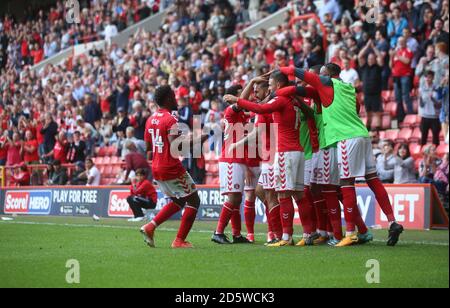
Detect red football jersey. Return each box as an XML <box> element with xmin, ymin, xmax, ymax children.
<box><xmin>145</xmin><ymin>109</ymin><xmax>186</xmax><ymax>181</ymax></box>
<box><xmin>244</xmin><ymin>113</ymin><xmax>262</xmax><ymax>167</ymax></box>
<box><xmin>219</xmin><ymin>106</ymin><xmax>248</xmax><ymax>164</ymax></box>
<box><xmin>237</xmin><ymin>96</ymin><xmax>303</xmax><ymax>153</ymax></box>
<box><xmin>255</xmin><ymin>113</ymin><xmax>276</xmax><ymax>163</ymax></box>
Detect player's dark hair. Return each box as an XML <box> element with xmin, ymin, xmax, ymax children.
<box><xmin>258</xmin><ymin>81</ymin><xmax>269</xmax><ymax>88</ymax></box>
<box><xmin>310</xmin><ymin>65</ymin><xmax>322</xmax><ymax>74</ymax></box>
<box><xmin>397</xmin><ymin>143</ymin><xmax>411</xmax><ymax>159</ymax></box>
<box><xmin>270</xmin><ymin>71</ymin><xmax>289</xmax><ymax>86</ymax></box>
<box><xmin>136</xmin><ymin>168</ymin><xmax>147</xmax><ymax>177</ymax></box>
<box><xmin>225</xmin><ymin>85</ymin><xmax>243</xmax><ymax>96</ymax></box>
<box><xmin>154</xmin><ymin>85</ymin><xmax>174</xmax><ymax>107</ymax></box>
<box><xmin>325</xmin><ymin>63</ymin><xmax>342</xmax><ymax>77</ymax></box>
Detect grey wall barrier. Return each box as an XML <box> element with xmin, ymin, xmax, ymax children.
<box><xmin>29</xmin><ymin>9</ymin><xmax>168</xmax><ymax>73</ymax></box>
<box><xmin>110</xmin><ymin>10</ymin><xmax>168</xmax><ymax>48</ymax></box>
<box><xmin>227</xmin><ymin>6</ymin><xmax>291</xmax><ymax>44</ymax></box>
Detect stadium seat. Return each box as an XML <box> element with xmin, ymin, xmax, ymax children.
<box><xmin>110</xmin><ymin>156</ymin><xmax>121</xmax><ymax>164</ymax></box>
<box><xmin>401</xmin><ymin>115</ymin><xmax>421</xmax><ymax>128</ymax></box>
<box><xmin>385</xmin><ymin>102</ymin><xmax>397</xmax><ymax>117</ymax></box>
<box><xmin>378</xmin><ymin>130</ymin><xmax>386</xmax><ymax>140</ymax></box>
<box><xmin>396</xmin><ymin>128</ymin><xmax>413</xmax><ymax>143</ymax></box>
<box><xmin>409</xmin><ymin>127</ymin><xmax>422</xmax><ymax>143</ymax></box>
<box><xmin>97</xmin><ymin>147</ymin><xmax>108</xmax><ymax>157</ymax></box>
<box><xmin>103</xmin><ymin>165</ymin><xmax>113</xmax><ymax>176</ymax></box>
<box><xmin>94</xmin><ymin>157</ymin><xmax>104</xmax><ymax>165</ymax></box>
<box><xmin>107</xmin><ymin>146</ymin><xmax>118</xmax><ymax>156</ymax></box>
<box><xmin>415</xmin><ymin>158</ymin><xmax>422</xmax><ymax>171</ymax></box>
<box><xmin>381</xmin><ymin>115</ymin><xmax>392</xmax><ymax>130</ymax></box>
<box><xmin>437</xmin><ymin>143</ymin><xmax>449</xmax><ymax>156</ymax></box>
<box><xmin>383</xmin><ymin>129</ymin><xmax>399</xmax><ymax>141</ymax></box>
<box><xmin>382</xmin><ymin>90</ymin><xmax>393</xmax><ymax>102</ymax></box>
<box><xmin>409</xmin><ymin>143</ymin><xmax>423</xmax><ymax>160</ymax></box>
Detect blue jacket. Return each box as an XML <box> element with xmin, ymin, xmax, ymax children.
<box><xmin>387</xmin><ymin>18</ymin><xmax>409</xmax><ymax>48</ymax></box>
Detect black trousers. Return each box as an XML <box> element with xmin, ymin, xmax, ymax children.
<box><xmin>421</xmin><ymin>117</ymin><xmax>441</xmax><ymax>146</ymax></box>
<box><xmin>127</xmin><ymin>196</ymin><xmax>157</xmax><ymax>218</ymax></box>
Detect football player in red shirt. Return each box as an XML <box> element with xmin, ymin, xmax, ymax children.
<box><xmin>212</xmin><ymin>85</ymin><xmax>254</xmax><ymax>245</ymax></box>
<box><xmin>228</xmin><ymin>78</ymin><xmax>283</xmax><ymax>244</ymax></box>
<box><xmin>224</xmin><ymin>72</ymin><xmax>311</xmax><ymax>247</ymax></box>
<box><xmin>141</xmin><ymin>85</ymin><xmax>201</xmax><ymax>249</ymax></box>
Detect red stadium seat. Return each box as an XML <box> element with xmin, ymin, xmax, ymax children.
<box><xmin>409</xmin><ymin>143</ymin><xmax>423</xmax><ymax>160</ymax></box>
<box><xmin>97</xmin><ymin>147</ymin><xmax>108</xmax><ymax>157</ymax></box>
<box><xmin>107</xmin><ymin>146</ymin><xmax>118</xmax><ymax>156</ymax></box>
<box><xmin>382</xmin><ymin>90</ymin><xmax>393</xmax><ymax>102</ymax></box>
<box><xmin>381</xmin><ymin>115</ymin><xmax>392</xmax><ymax>130</ymax></box>
<box><xmin>437</xmin><ymin>143</ymin><xmax>449</xmax><ymax>156</ymax></box>
<box><xmin>385</xmin><ymin>102</ymin><xmax>397</xmax><ymax>117</ymax></box>
<box><xmin>94</xmin><ymin>157</ymin><xmax>104</xmax><ymax>165</ymax></box>
<box><xmin>103</xmin><ymin>165</ymin><xmax>113</xmax><ymax>176</ymax></box>
<box><xmin>396</xmin><ymin>128</ymin><xmax>413</xmax><ymax>143</ymax></box>
<box><xmin>110</xmin><ymin>156</ymin><xmax>121</xmax><ymax>164</ymax></box>
<box><xmin>415</xmin><ymin>158</ymin><xmax>422</xmax><ymax>171</ymax></box>
<box><xmin>378</xmin><ymin>131</ymin><xmax>386</xmax><ymax>140</ymax></box>
<box><xmin>102</xmin><ymin>156</ymin><xmax>111</xmax><ymax>165</ymax></box>
<box><xmin>400</xmin><ymin>115</ymin><xmax>421</xmax><ymax>128</ymax></box>
<box><xmin>409</xmin><ymin>127</ymin><xmax>422</xmax><ymax>143</ymax></box>
<box><xmin>382</xmin><ymin>129</ymin><xmax>399</xmax><ymax>141</ymax></box>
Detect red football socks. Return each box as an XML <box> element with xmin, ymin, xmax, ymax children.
<box><xmin>279</xmin><ymin>197</ymin><xmax>295</xmax><ymax>238</ymax></box>
<box><xmin>269</xmin><ymin>204</ymin><xmax>283</xmax><ymax>239</ymax></box>
<box><xmin>230</xmin><ymin>204</ymin><xmax>242</xmax><ymax>236</ymax></box>
<box><xmin>244</xmin><ymin>200</ymin><xmax>256</xmax><ymax>236</ymax></box>
<box><xmin>367</xmin><ymin>177</ymin><xmax>396</xmax><ymax>222</ymax></box>
<box><xmin>294</xmin><ymin>196</ymin><xmax>315</xmax><ymax>235</ymax></box>
<box><xmin>322</xmin><ymin>185</ymin><xmax>343</xmax><ymax>240</ymax></box>
<box><xmin>152</xmin><ymin>202</ymin><xmax>182</xmax><ymax>226</ymax></box>
<box><xmin>177</xmin><ymin>206</ymin><xmax>198</xmax><ymax>241</ymax></box>
<box><xmin>216</xmin><ymin>202</ymin><xmax>234</xmax><ymax>234</ymax></box>
<box><xmin>311</xmin><ymin>190</ymin><xmax>328</xmax><ymax>234</ymax></box>
<box><xmin>341</xmin><ymin>186</ymin><xmax>358</xmax><ymax>233</ymax></box>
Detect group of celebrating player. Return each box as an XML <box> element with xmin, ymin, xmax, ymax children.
<box><xmin>139</xmin><ymin>63</ymin><xmax>404</xmax><ymax>249</ymax></box>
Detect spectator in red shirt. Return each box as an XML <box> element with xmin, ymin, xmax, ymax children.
<box><xmin>0</xmin><ymin>130</ymin><xmax>7</xmax><ymax>166</ymax></box>
<box><xmin>10</xmin><ymin>163</ymin><xmax>31</xmax><ymax>186</ymax></box>
<box><xmin>30</xmin><ymin>43</ymin><xmax>44</xmax><ymax>65</ymax></box>
<box><xmin>22</xmin><ymin>131</ymin><xmax>39</xmax><ymax>164</ymax></box>
<box><xmin>5</xmin><ymin>133</ymin><xmax>22</xmax><ymax>167</ymax></box>
<box><xmin>43</xmin><ymin>131</ymin><xmax>68</xmax><ymax>163</ymax></box>
<box><xmin>126</xmin><ymin>168</ymin><xmax>158</xmax><ymax>222</ymax></box>
<box><xmin>391</xmin><ymin>36</ymin><xmax>414</xmax><ymax>123</ymax></box>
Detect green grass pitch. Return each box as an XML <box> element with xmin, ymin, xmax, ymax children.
<box><xmin>0</xmin><ymin>216</ymin><xmax>448</xmax><ymax>288</ymax></box>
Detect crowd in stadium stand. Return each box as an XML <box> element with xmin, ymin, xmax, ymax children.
<box><xmin>0</xmin><ymin>0</ymin><xmax>163</xmax><ymax>72</ymax></box>
<box><xmin>0</xmin><ymin>0</ymin><xmax>448</xmax><ymax>203</ymax></box>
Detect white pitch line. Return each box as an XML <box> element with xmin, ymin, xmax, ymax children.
<box><xmin>0</xmin><ymin>220</ymin><xmax>448</xmax><ymax>247</ymax></box>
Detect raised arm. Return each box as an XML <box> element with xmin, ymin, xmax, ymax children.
<box><xmin>236</xmin><ymin>98</ymin><xmax>283</xmax><ymax>114</ymax></box>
